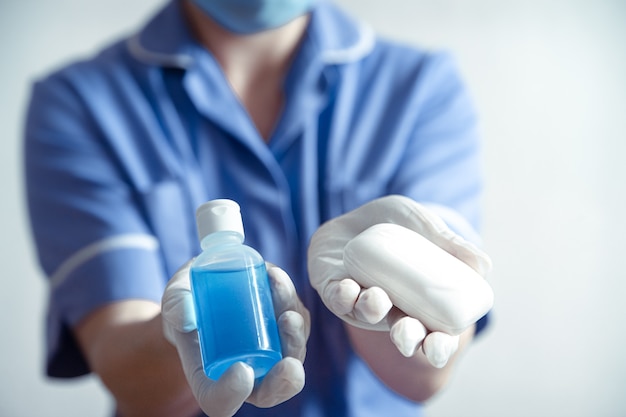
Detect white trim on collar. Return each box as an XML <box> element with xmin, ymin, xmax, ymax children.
<box><xmin>127</xmin><ymin>32</ymin><xmax>193</xmax><ymax>68</ymax></box>
<box><xmin>321</xmin><ymin>22</ymin><xmax>376</xmax><ymax>65</ymax></box>
<box><xmin>126</xmin><ymin>20</ymin><xmax>375</xmax><ymax>68</ymax></box>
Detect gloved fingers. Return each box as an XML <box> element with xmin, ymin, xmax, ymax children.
<box><xmin>247</xmin><ymin>357</ymin><xmax>305</xmax><ymax>408</ymax></box>
<box><xmin>353</xmin><ymin>286</ymin><xmax>393</xmax><ymax>325</ymax></box>
<box><xmin>321</xmin><ymin>278</ymin><xmax>393</xmax><ymax>327</ymax></box>
<box><xmin>267</xmin><ymin>263</ymin><xmax>311</xmax><ymax>339</ymax></box>
<box><xmin>161</xmin><ymin>259</ymin><xmax>197</xmax><ymax>344</ymax></box>
<box><xmin>387</xmin><ymin>307</ymin><xmax>461</xmax><ymax>367</ymax></box>
<box><xmin>387</xmin><ymin>308</ymin><xmax>427</xmax><ymax>357</ymax></box>
<box><xmin>195</xmin><ymin>362</ymin><xmax>255</xmax><ymax>417</ymax></box>
<box><xmin>277</xmin><ymin>310</ymin><xmax>307</xmax><ymax>362</ymax></box>
<box><xmin>322</xmin><ymin>278</ymin><xmax>361</xmax><ymax>316</ymax></box>
<box><xmin>422</xmin><ymin>331</ymin><xmax>460</xmax><ymax>369</ymax></box>
<box><xmin>171</xmin><ymin>329</ymin><xmax>254</xmax><ymax>417</ymax></box>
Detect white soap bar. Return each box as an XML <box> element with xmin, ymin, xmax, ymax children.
<box><xmin>343</xmin><ymin>223</ymin><xmax>494</xmax><ymax>335</ymax></box>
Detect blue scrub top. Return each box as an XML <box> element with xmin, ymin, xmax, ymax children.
<box><xmin>25</xmin><ymin>1</ymin><xmax>487</xmax><ymax>416</ymax></box>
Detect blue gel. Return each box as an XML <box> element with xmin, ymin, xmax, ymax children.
<box><xmin>190</xmin><ymin>262</ymin><xmax>282</xmax><ymax>380</ymax></box>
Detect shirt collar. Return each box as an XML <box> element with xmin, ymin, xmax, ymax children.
<box><xmin>307</xmin><ymin>1</ymin><xmax>376</xmax><ymax>65</ymax></box>
<box><xmin>126</xmin><ymin>0</ymin><xmax>375</xmax><ymax>69</ymax></box>
<box><xmin>126</xmin><ymin>1</ymin><xmax>195</xmax><ymax>69</ymax></box>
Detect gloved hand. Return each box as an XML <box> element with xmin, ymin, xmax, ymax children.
<box><xmin>162</xmin><ymin>260</ymin><xmax>310</xmax><ymax>417</ymax></box>
<box><xmin>307</xmin><ymin>195</ymin><xmax>493</xmax><ymax>368</ymax></box>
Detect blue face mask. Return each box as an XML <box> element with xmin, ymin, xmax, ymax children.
<box><xmin>192</xmin><ymin>0</ymin><xmax>316</xmax><ymax>34</ymax></box>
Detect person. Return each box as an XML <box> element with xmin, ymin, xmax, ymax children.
<box><xmin>24</xmin><ymin>0</ymin><xmax>494</xmax><ymax>416</ymax></box>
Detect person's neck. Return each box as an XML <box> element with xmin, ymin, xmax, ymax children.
<box><xmin>183</xmin><ymin>1</ymin><xmax>309</xmax><ymax>90</ymax></box>
<box><xmin>182</xmin><ymin>1</ymin><xmax>310</xmax><ymax>140</ymax></box>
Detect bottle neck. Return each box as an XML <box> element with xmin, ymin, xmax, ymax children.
<box><xmin>200</xmin><ymin>230</ymin><xmax>244</xmax><ymax>249</ymax></box>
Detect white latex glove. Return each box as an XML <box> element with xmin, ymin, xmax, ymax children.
<box><xmin>307</xmin><ymin>195</ymin><xmax>493</xmax><ymax>368</ymax></box>
<box><xmin>162</xmin><ymin>260</ymin><xmax>310</xmax><ymax>417</ymax></box>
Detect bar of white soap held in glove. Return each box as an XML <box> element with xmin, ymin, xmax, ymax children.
<box><xmin>343</xmin><ymin>223</ymin><xmax>494</xmax><ymax>336</ymax></box>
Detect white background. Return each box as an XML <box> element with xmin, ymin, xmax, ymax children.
<box><xmin>1</xmin><ymin>1</ymin><xmax>625</xmax><ymax>416</ymax></box>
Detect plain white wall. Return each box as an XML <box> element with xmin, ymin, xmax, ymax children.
<box><xmin>2</xmin><ymin>1</ymin><xmax>625</xmax><ymax>416</ymax></box>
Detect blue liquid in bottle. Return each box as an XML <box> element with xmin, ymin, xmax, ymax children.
<box><xmin>190</xmin><ymin>200</ymin><xmax>282</xmax><ymax>381</ymax></box>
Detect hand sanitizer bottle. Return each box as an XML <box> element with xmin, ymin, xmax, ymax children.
<box><xmin>190</xmin><ymin>199</ymin><xmax>282</xmax><ymax>380</ymax></box>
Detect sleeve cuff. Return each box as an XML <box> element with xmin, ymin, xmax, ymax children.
<box><xmin>46</xmin><ymin>242</ymin><xmax>166</xmax><ymax>377</ymax></box>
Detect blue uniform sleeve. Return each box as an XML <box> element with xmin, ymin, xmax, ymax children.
<box><xmin>389</xmin><ymin>53</ymin><xmax>484</xmax><ymax>234</ymax></box>
<box><xmin>388</xmin><ymin>52</ymin><xmax>491</xmax><ymax>334</ymax></box>
<box><xmin>24</xmin><ymin>71</ymin><xmax>168</xmax><ymax>377</ymax></box>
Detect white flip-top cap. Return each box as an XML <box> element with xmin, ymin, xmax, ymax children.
<box><xmin>196</xmin><ymin>199</ymin><xmax>245</xmax><ymax>241</ymax></box>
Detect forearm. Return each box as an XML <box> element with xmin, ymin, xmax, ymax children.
<box><xmin>345</xmin><ymin>323</ymin><xmax>475</xmax><ymax>403</ymax></box>
<box><xmin>74</xmin><ymin>300</ymin><xmax>200</xmax><ymax>417</ymax></box>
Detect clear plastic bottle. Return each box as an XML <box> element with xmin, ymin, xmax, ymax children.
<box><xmin>190</xmin><ymin>199</ymin><xmax>282</xmax><ymax>381</ymax></box>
